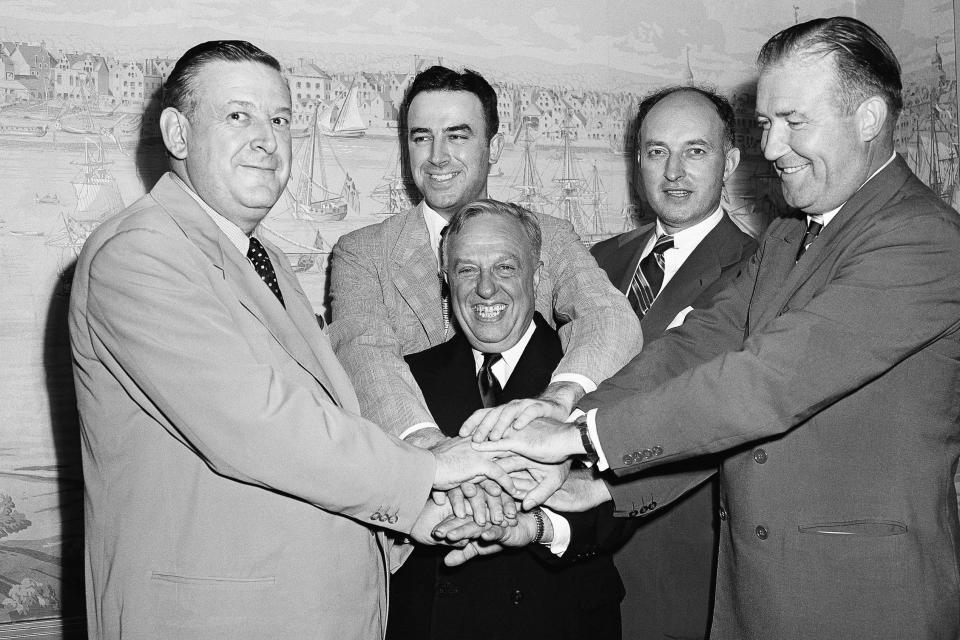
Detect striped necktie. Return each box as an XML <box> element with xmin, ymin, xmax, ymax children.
<box><xmin>628</xmin><ymin>233</ymin><xmax>674</xmax><ymax>317</ymax></box>
<box><xmin>795</xmin><ymin>217</ymin><xmax>824</xmax><ymax>262</ymax></box>
<box><xmin>247</xmin><ymin>236</ymin><xmax>285</xmax><ymax>307</ymax></box>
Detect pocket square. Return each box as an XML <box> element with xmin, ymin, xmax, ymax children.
<box><xmin>666</xmin><ymin>306</ymin><xmax>694</xmax><ymax>330</ymax></box>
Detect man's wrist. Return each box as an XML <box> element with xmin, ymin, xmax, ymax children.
<box><xmin>406</xmin><ymin>427</ymin><xmax>447</xmax><ymax>450</ymax></box>
<box><xmin>574</xmin><ymin>414</ymin><xmax>598</xmax><ymax>463</ymax></box>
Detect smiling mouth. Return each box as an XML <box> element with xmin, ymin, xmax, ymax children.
<box><xmin>473</xmin><ymin>303</ymin><xmax>506</xmax><ymax>320</ymax></box>
<box><xmin>663</xmin><ymin>189</ymin><xmax>691</xmax><ymax>198</ymax></box>
<box><xmin>428</xmin><ymin>172</ymin><xmax>458</xmax><ymax>183</ymax></box>
<box><xmin>778</xmin><ymin>162</ymin><xmax>810</xmax><ymax>175</ymax></box>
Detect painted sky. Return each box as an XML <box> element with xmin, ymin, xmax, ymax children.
<box><xmin>1</xmin><ymin>0</ymin><xmax>954</xmax><ymax>89</ymax></box>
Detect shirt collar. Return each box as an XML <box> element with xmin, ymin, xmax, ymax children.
<box><xmin>170</xmin><ymin>173</ymin><xmax>250</xmax><ymax>254</ymax></box>
<box><xmin>655</xmin><ymin>205</ymin><xmax>724</xmax><ymax>252</ymax></box>
<box><xmin>808</xmin><ymin>151</ymin><xmax>896</xmax><ymax>228</ymax></box>
<box><xmin>421</xmin><ymin>202</ymin><xmax>448</xmax><ymax>267</ymax></box>
<box><xmin>471</xmin><ymin>319</ymin><xmax>537</xmax><ymax>386</ymax></box>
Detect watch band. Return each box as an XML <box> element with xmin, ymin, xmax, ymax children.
<box><xmin>576</xmin><ymin>414</ymin><xmax>598</xmax><ymax>462</ymax></box>
<box><xmin>531</xmin><ymin>507</ymin><xmax>545</xmax><ymax>544</ymax></box>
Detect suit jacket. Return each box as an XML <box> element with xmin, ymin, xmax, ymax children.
<box><xmin>580</xmin><ymin>156</ymin><xmax>960</xmax><ymax>639</ymax></box>
<box><xmin>68</xmin><ymin>173</ymin><xmax>435</xmax><ymax>640</ymax></box>
<box><xmin>328</xmin><ymin>202</ymin><xmax>642</xmax><ymax>437</ymax></box>
<box><xmin>388</xmin><ymin>313</ymin><xmax>623</xmax><ymax>640</ymax></box>
<box><xmin>590</xmin><ymin>213</ymin><xmax>756</xmax><ymax>640</ymax></box>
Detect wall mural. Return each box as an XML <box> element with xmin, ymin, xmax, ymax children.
<box><xmin>0</xmin><ymin>0</ymin><xmax>955</xmax><ymax>628</ymax></box>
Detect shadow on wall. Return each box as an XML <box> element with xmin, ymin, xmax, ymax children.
<box><xmin>36</xmin><ymin>89</ymin><xmax>167</xmax><ymax>637</ymax></box>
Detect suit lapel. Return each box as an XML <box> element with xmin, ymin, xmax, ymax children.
<box><xmin>152</xmin><ymin>174</ymin><xmax>342</xmax><ymax>407</ymax></box>
<box><xmin>751</xmin><ymin>156</ymin><xmax>913</xmax><ymax>332</ymax></box>
<box><xmin>391</xmin><ymin>204</ymin><xmax>448</xmax><ymax>344</ymax></box>
<box><xmin>501</xmin><ymin>314</ymin><xmax>563</xmax><ymax>401</ymax></box>
<box><xmin>612</xmin><ymin>224</ymin><xmax>656</xmax><ymax>294</ymax></box>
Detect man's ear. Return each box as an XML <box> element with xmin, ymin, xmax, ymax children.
<box><xmin>159</xmin><ymin>107</ymin><xmax>190</xmax><ymax>160</ymax></box>
<box><xmin>488</xmin><ymin>132</ymin><xmax>505</xmax><ymax>164</ymax></box>
<box><xmin>855</xmin><ymin>95</ymin><xmax>888</xmax><ymax>143</ymax></box>
<box><xmin>722</xmin><ymin>146</ymin><xmax>741</xmax><ymax>183</ymax></box>
<box><xmin>533</xmin><ymin>261</ymin><xmax>542</xmax><ymax>289</ymax></box>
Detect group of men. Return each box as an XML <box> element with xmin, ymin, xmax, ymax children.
<box><xmin>69</xmin><ymin>14</ymin><xmax>960</xmax><ymax>640</ymax></box>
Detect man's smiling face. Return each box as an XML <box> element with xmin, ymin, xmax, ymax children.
<box><xmin>756</xmin><ymin>53</ymin><xmax>871</xmax><ymax>214</ymax></box>
<box><xmin>406</xmin><ymin>90</ymin><xmax>503</xmax><ymax>220</ymax></box>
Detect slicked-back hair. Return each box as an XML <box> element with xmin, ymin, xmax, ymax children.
<box><xmin>636</xmin><ymin>85</ymin><xmax>737</xmax><ymax>150</ymax></box>
<box><xmin>441</xmin><ymin>199</ymin><xmax>542</xmax><ymax>270</ymax></box>
<box><xmin>757</xmin><ymin>16</ymin><xmax>903</xmax><ymax>120</ymax></box>
<box><xmin>162</xmin><ymin>40</ymin><xmax>282</xmax><ymax>121</ymax></box>
<box><xmin>400</xmin><ymin>66</ymin><xmax>500</xmax><ymax>142</ymax></box>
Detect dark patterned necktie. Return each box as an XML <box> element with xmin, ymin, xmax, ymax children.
<box><xmin>796</xmin><ymin>218</ymin><xmax>824</xmax><ymax>262</ymax></box>
<box><xmin>247</xmin><ymin>236</ymin><xmax>285</xmax><ymax>307</ymax></box>
<box><xmin>477</xmin><ymin>353</ymin><xmax>503</xmax><ymax>408</ymax></box>
<box><xmin>628</xmin><ymin>234</ymin><xmax>674</xmax><ymax>317</ymax></box>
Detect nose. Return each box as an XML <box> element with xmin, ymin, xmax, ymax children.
<box><xmin>761</xmin><ymin>122</ymin><xmax>787</xmax><ymax>162</ymax></box>
<box><xmin>476</xmin><ymin>269</ymin><xmax>497</xmax><ymax>299</ymax></box>
<box><xmin>251</xmin><ymin>119</ymin><xmax>278</xmax><ymax>155</ymax></box>
<box><xmin>664</xmin><ymin>152</ymin><xmax>684</xmax><ymax>182</ymax></box>
<box><xmin>429</xmin><ymin>136</ymin><xmax>449</xmax><ymax>166</ymax></box>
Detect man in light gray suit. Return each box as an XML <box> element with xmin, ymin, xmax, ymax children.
<box><xmin>329</xmin><ymin>66</ymin><xmax>641</xmax><ymax>517</ymax></box>
<box><xmin>69</xmin><ymin>41</ymin><xmax>513</xmax><ymax>640</ymax></box>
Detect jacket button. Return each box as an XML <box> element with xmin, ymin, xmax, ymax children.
<box><xmin>756</xmin><ymin>525</ymin><xmax>768</xmax><ymax>540</ymax></box>
<box><xmin>652</xmin><ymin>446</ymin><xmax>663</xmax><ymax>455</ymax></box>
<box><xmin>753</xmin><ymin>448</ymin><xmax>768</xmax><ymax>464</ymax></box>
<box><xmin>622</xmin><ymin>454</ymin><xmax>633</xmax><ymax>465</ymax></box>
<box><xmin>388</xmin><ymin>514</ymin><xmax>398</xmax><ymax>524</ymax></box>
<box><xmin>370</xmin><ymin>512</ymin><xmax>381</xmax><ymax>521</ymax></box>
<box><xmin>719</xmin><ymin>506</ymin><xmax>727</xmax><ymax>521</ymax></box>
<box><xmin>641</xmin><ymin>448</ymin><xmax>653</xmax><ymax>459</ymax></box>
<box><xmin>511</xmin><ymin>589</ymin><xmax>523</xmax><ymax>605</ymax></box>
<box><xmin>629</xmin><ymin>509</ymin><xmax>639</xmax><ymax>517</ymax></box>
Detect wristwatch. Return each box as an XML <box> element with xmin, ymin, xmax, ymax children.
<box><xmin>575</xmin><ymin>413</ymin><xmax>599</xmax><ymax>464</ymax></box>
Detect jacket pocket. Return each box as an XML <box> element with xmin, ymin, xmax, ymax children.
<box><xmin>798</xmin><ymin>519</ymin><xmax>907</xmax><ymax>537</ymax></box>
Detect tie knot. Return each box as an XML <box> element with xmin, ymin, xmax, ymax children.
<box><xmin>247</xmin><ymin>236</ymin><xmax>267</xmax><ymax>261</ymax></box>
<box><xmin>481</xmin><ymin>352</ymin><xmax>502</xmax><ymax>369</ymax></box>
<box><xmin>652</xmin><ymin>234</ymin><xmax>674</xmax><ymax>255</ymax></box>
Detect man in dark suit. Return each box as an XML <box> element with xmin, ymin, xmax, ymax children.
<box><xmin>475</xmin><ymin>17</ymin><xmax>960</xmax><ymax>640</ymax></box>
<box><xmin>388</xmin><ymin>199</ymin><xmax>624</xmax><ymax>640</ymax></box>
<box><xmin>589</xmin><ymin>87</ymin><xmax>756</xmax><ymax>640</ymax></box>
<box><xmin>68</xmin><ymin>41</ymin><xmax>514</xmax><ymax>640</ymax></box>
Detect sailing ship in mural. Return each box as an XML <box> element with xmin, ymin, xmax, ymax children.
<box><xmin>47</xmin><ymin>137</ymin><xmax>123</xmax><ymax>256</ymax></box>
<box><xmin>369</xmin><ymin>142</ymin><xmax>412</xmax><ymax>216</ymax></box>
<box><xmin>280</xmin><ymin>103</ymin><xmax>361</xmax><ymax>222</ymax></box>
<box><xmin>318</xmin><ymin>80</ymin><xmax>366</xmax><ymax>138</ymax></box>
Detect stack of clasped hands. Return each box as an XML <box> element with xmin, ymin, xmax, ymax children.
<box><xmin>419</xmin><ymin>398</ymin><xmax>601</xmax><ymax>567</ymax></box>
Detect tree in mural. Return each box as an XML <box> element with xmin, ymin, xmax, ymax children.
<box><xmin>0</xmin><ymin>493</ymin><xmax>31</xmax><ymax>538</ymax></box>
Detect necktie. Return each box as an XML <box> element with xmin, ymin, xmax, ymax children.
<box><xmin>795</xmin><ymin>218</ymin><xmax>824</xmax><ymax>262</ymax></box>
<box><xmin>247</xmin><ymin>236</ymin><xmax>285</xmax><ymax>307</ymax></box>
<box><xmin>477</xmin><ymin>353</ymin><xmax>503</xmax><ymax>409</ymax></box>
<box><xmin>628</xmin><ymin>234</ymin><xmax>674</xmax><ymax>317</ymax></box>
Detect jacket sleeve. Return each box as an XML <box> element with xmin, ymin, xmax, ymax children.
<box><xmin>328</xmin><ymin>228</ymin><xmax>437</xmax><ymax>438</ymax></box>
<box><xmin>584</xmin><ymin>202</ymin><xmax>960</xmax><ymax>478</ymax></box>
<box><xmin>538</xmin><ymin>215</ymin><xmax>643</xmax><ymax>387</ymax></box>
<box><xmin>82</xmin><ymin>227</ymin><xmax>436</xmax><ymax>534</ymax></box>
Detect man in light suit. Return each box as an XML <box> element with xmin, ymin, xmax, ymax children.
<box><xmin>589</xmin><ymin>87</ymin><xmax>756</xmax><ymax>640</ymax></box>
<box><xmin>68</xmin><ymin>41</ymin><xmax>514</xmax><ymax>640</ymax></box>
<box><xmin>476</xmin><ymin>17</ymin><xmax>960</xmax><ymax>639</ymax></box>
<box><xmin>328</xmin><ymin>67</ymin><xmax>642</xmax><ymax>518</ymax></box>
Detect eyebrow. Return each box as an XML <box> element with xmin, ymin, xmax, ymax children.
<box><xmin>409</xmin><ymin>123</ymin><xmax>475</xmax><ymax>136</ymax></box>
<box><xmin>643</xmin><ymin>137</ymin><xmax>714</xmax><ymax>148</ymax></box>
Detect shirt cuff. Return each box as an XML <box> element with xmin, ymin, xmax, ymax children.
<box><xmin>540</xmin><ymin>507</ymin><xmax>571</xmax><ymax>557</ymax></box>
<box><xmin>399</xmin><ymin>422</ymin><xmax>442</xmax><ymax>441</ymax></box>
<box><xmin>585</xmin><ymin>408</ymin><xmax>610</xmax><ymax>471</ymax></box>
<box><xmin>550</xmin><ymin>373</ymin><xmax>597</xmax><ymax>394</ymax></box>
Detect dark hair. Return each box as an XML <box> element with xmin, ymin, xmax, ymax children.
<box><xmin>400</xmin><ymin>65</ymin><xmax>500</xmax><ymax>141</ymax></box>
<box><xmin>757</xmin><ymin>16</ymin><xmax>902</xmax><ymax>119</ymax></box>
<box><xmin>441</xmin><ymin>199</ymin><xmax>542</xmax><ymax>269</ymax></box>
<box><xmin>636</xmin><ymin>85</ymin><xmax>737</xmax><ymax>150</ymax></box>
<box><xmin>162</xmin><ymin>40</ymin><xmax>282</xmax><ymax>120</ymax></box>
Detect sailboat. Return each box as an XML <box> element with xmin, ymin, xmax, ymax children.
<box><xmin>282</xmin><ymin>102</ymin><xmax>361</xmax><ymax>222</ymax></box>
<box><xmin>370</xmin><ymin>143</ymin><xmax>412</xmax><ymax>216</ymax></box>
<box><xmin>507</xmin><ymin>120</ymin><xmax>551</xmax><ymax>214</ymax></box>
<box><xmin>48</xmin><ymin>137</ymin><xmax>124</xmax><ymax>255</ymax></box>
<box><xmin>319</xmin><ymin>79</ymin><xmax>366</xmax><ymax>138</ymax></box>
<box><xmin>551</xmin><ymin>125</ymin><xmax>606</xmax><ymax>245</ymax></box>
<box><xmin>257</xmin><ymin>222</ymin><xmax>331</xmax><ymax>273</ymax></box>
